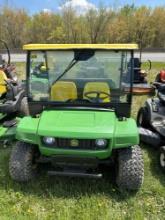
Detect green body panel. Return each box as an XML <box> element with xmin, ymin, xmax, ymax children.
<box><xmin>16</xmin><ymin>117</ymin><xmax>40</xmax><ymax>144</ymax></box>
<box><xmin>16</xmin><ymin>110</ymin><xmax>139</xmax><ymax>160</ymax></box>
<box><xmin>0</xmin><ymin>114</ymin><xmax>16</xmax><ymax>141</ymax></box>
<box><xmin>31</xmin><ymin>77</ymin><xmax>49</xmax><ymax>89</ymax></box>
<box><xmin>0</xmin><ymin>125</ymin><xmax>16</xmax><ymax>141</ymax></box>
<box><xmin>31</xmin><ymin>76</ymin><xmax>48</xmax><ymax>82</ymax></box>
<box><xmin>38</xmin><ymin>111</ymin><xmax>116</xmax><ymax>138</ymax></box>
<box><xmin>114</xmin><ymin>119</ymin><xmax>139</xmax><ymax>147</ymax></box>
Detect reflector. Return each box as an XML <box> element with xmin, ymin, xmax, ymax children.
<box><xmin>160</xmin><ymin>70</ymin><xmax>165</xmax><ymax>82</ymax></box>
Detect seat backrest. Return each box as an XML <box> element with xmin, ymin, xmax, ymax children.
<box><xmin>51</xmin><ymin>81</ymin><xmax>77</xmax><ymax>101</ymax></box>
<box><xmin>0</xmin><ymin>70</ymin><xmax>7</xmax><ymax>95</ymax></box>
<box><xmin>83</xmin><ymin>82</ymin><xmax>110</xmax><ymax>102</ymax></box>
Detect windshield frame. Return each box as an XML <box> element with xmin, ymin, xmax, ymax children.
<box><xmin>26</xmin><ymin>49</ymin><xmax>134</xmax><ymax>109</ymax></box>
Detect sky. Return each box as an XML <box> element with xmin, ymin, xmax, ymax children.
<box><xmin>0</xmin><ymin>0</ymin><xmax>165</xmax><ymax>14</ymax></box>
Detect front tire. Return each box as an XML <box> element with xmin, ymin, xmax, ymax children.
<box><xmin>137</xmin><ymin>107</ymin><xmax>150</xmax><ymax>128</ymax></box>
<box><xmin>9</xmin><ymin>142</ymin><xmax>38</xmax><ymax>182</ymax></box>
<box><xmin>116</xmin><ymin>145</ymin><xmax>144</xmax><ymax>191</ymax></box>
<box><xmin>160</xmin><ymin>146</ymin><xmax>165</xmax><ymax>171</ymax></box>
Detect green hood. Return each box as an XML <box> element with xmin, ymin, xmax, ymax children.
<box><xmin>38</xmin><ymin>110</ymin><xmax>116</xmax><ymax>138</ymax></box>
<box><xmin>16</xmin><ymin>109</ymin><xmax>139</xmax><ymax>159</ymax></box>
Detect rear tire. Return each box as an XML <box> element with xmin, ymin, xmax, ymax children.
<box><xmin>137</xmin><ymin>107</ymin><xmax>150</xmax><ymax>128</ymax></box>
<box><xmin>160</xmin><ymin>146</ymin><xmax>165</xmax><ymax>171</ymax></box>
<box><xmin>116</xmin><ymin>145</ymin><xmax>144</xmax><ymax>191</ymax></box>
<box><xmin>9</xmin><ymin>142</ymin><xmax>38</xmax><ymax>182</ymax></box>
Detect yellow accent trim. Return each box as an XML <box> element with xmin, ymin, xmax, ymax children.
<box><xmin>23</xmin><ymin>44</ymin><xmax>138</xmax><ymax>50</ymax></box>
<box><xmin>0</xmin><ymin>70</ymin><xmax>7</xmax><ymax>95</ymax></box>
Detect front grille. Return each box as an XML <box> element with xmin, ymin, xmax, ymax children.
<box><xmin>42</xmin><ymin>137</ymin><xmax>109</xmax><ymax>150</ymax></box>
<box><xmin>56</xmin><ymin>138</ymin><xmax>97</xmax><ymax>150</ymax></box>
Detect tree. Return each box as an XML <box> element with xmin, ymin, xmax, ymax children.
<box><xmin>132</xmin><ymin>7</ymin><xmax>155</xmax><ymax>57</ymax></box>
<box><xmin>151</xmin><ymin>7</ymin><xmax>165</xmax><ymax>48</ymax></box>
<box><xmin>1</xmin><ymin>7</ymin><xmax>29</xmax><ymax>48</ymax></box>
<box><xmin>28</xmin><ymin>12</ymin><xmax>62</xmax><ymax>43</ymax></box>
<box><xmin>86</xmin><ymin>6</ymin><xmax>112</xmax><ymax>43</ymax></box>
<box><xmin>1</xmin><ymin>5</ymin><xmax>165</xmax><ymax>49</ymax></box>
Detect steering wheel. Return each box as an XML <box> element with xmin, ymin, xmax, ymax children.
<box><xmin>84</xmin><ymin>91</ymin><xmax>110</xmax><ymax>102</ymax></box>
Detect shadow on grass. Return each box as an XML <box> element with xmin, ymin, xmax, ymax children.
<box><xmin>142</xmin><ymin>144</ymin><xmax>165</xmax><ymax>186</ymax></box>
<box><xmin>0</xmin><ymin>148</ymin><xmax>138</xmax><ymax>202</ymax></box>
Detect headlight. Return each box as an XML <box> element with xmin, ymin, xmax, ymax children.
<box><xmin>95</xmin><ymin>139</ymin><xmax>107</xmax><ymax>148</ymax></box>
<box><xmin>43</xmin><ymin>137</ymin><xmax>56</xmax><ymax>145</ymax></box>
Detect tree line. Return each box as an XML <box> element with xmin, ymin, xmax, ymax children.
<box><xmin>0</xmin><ymin>5</ymin><xmax>165</xmax><ymax>50</ymax></box>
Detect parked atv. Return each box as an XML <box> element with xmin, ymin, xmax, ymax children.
<box><xmin>124</xmin><ymin>57</ymin><xmax>153</xmax><ymax>95</ymax></box>
<box><xmin>0</xmin><ymin>40</ymin><xmax>28</xmax><ymax>141</ymax></box>
<box><xmin>9</xmin><ymin>43</ymin><xmax>144</xmax><ymax>191</ymax></box>
<box><xmin>137</xmin><ymin>70</ymin><xmax>165</xmax><ymax>171</ymax></box>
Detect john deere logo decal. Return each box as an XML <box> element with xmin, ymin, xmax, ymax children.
<box><xmin>70</xmin><ymin>139</ymin><xmax>79</xmax><ymax>147</ymax></box>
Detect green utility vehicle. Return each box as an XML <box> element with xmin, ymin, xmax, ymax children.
<box><xmin>9</xmin><ymin>44</ymin><xmax>144</xmax><ymax>191</ymax></box>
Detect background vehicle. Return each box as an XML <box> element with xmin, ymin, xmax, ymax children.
<box><xmin>124</xmin><ymin>57</ymin><xmax>152</xmax><ymax>95</ymax></box>
<box><xmin>138</xmin><ymin>70</ymin><xmax>165</xmax><ymax>171</ymax></box>
<box><xmin>9</xmin><ymin>44</ymin><xmax>144</xmax><ymax>191</ymax></box>
<box><xmin>0</xmin><ymin>40</ymin><xmax>28</xmax><ymax>141</ymax></box>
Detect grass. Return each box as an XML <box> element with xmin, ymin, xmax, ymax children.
<box><xmin>0</xmin><ymin>62</ymin><xmax>165</xmax><ymax>220</ymax></box>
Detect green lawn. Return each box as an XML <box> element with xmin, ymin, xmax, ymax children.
<box><xmin>0</xmin><ymin>62</ymin><xmax>164</xmax><ymax>220</ymax></box>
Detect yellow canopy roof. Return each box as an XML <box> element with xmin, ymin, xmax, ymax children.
<box><xmin>23</xmin><ymin>44</ymin><xmax>138</xmax><ymax>50</ymax></box>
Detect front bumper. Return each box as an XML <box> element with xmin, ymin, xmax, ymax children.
<box><xmin>39</xmin><ymin>145</ymin><xmax>112</xmax><ymax>160</ymax></box>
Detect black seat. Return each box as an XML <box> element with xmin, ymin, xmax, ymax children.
<box><xmin>125</xmin><ymin>58</ymin><xmax>144</xmax><ymax>83</ymax></box>
<box><xmin>132</xmin><ymin>58</ymin><xmax>143</xmax><ymax>83</ymax></box>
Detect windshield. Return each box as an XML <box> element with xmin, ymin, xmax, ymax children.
<box><xmin>28</xmin><ymin>50</ymin><xmax>132</xmax><ymax>105</ymax></box>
